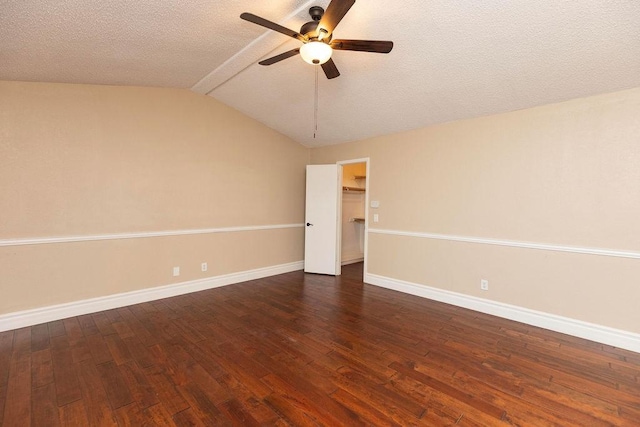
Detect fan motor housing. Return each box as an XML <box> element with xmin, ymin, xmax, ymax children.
<box><xmin>309</xmin><ymin>6</ymin><xmax>324</xmax><ymax>20</ymax></box>
<box><xmin>300</xmin><ymin>6</ymin><xmax>332</xmax><ymax>40</ymax></box>
<box><xmin>300</xmin><ymin>20</ymin><xmax>319</xmax><ymax>36</ymax></box>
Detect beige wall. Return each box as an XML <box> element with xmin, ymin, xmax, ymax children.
<box><xmin>312</xmin><ymin>88</ymin><xmax>640</xmax><ymax>334</ymax></box>
<box><xmin>3</xmin><ymin>80</ymin><xmax>639</xmax><ymax>334</ymax></box>
<box><xmin>0</xmin><ymin>81</ymin><xmax>308</xmax><ymax>314</ymax></box>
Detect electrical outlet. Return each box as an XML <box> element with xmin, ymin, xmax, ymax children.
<box><xmin>480</xmin><ymin>279</ymin><xmax>489</xmax><ymax>291</ymax></box>
<box><xmin>201</xmin><ymin>262</ymin><xmax>208</xmax><ymax>272</ymax></box>
<box><xmin>373</xmin><ymin>214</ymin><xmax>379</xmax><ymax>223</ymax></box>
<box><xmin>173</xmin><ymin>266</ymin><xmax>180</xmax><ymax>277</ymax></box>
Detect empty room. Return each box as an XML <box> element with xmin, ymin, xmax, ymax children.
<box><xmin>1</xmin><ymin>0</ymin><xmax>639</xmax><ymax>425</ymax></box>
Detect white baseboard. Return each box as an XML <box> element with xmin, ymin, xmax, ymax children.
<box><xmin>0</xmin><ymin>261</ymin><xmax>304</xmax><ymax>332</ymax></box>
<box><xmin>364</xmin><ymin>273</ymin><xmax>640</xmax><ymax>354</ymax></box>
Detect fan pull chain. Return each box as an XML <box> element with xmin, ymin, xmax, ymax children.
<box><xmin>314</xmin><ymin>66</ymin><xmax>319</xmax><ymax>139</ymax></box>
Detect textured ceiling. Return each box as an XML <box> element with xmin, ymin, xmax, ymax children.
<box><xmin>2</xmin><ymin>1</ymin><xmax>640</xmax><ymax>147</ymax></box>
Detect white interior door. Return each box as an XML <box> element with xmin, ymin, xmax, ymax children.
<box><xmin>304</xmin><ymin>165</ymin><xmax>340</xmax><ymax>275</ymax></box>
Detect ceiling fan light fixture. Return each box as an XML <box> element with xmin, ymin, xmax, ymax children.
<box><xmin>300</xmin><ymin>41</ymin><xmax>332</xmax><ymax>65</ymax></box>
<box><xmin>242</xmin><ymin>0</ymin><xmax>393</xmax><ymax>79</ymax></box>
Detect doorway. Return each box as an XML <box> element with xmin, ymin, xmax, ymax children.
<box><xmin>337</xmin><ymin>158</ymin><xmax>370</xmax><ymax>280</ymax></box>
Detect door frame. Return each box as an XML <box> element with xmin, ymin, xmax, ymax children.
<box><xmin>337</xmin><ymin>157</ymin><xmax>370</xmax><ymax>278</ymax></box>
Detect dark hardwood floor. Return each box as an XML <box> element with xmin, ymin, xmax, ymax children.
<box><xmin>1</xmin><ymin>262</ymin><xmax>639</xmax><ymax>426</ymax></box>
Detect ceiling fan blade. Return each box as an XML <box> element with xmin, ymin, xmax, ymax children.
<box><xmin>330</xmin><ymin>39</ymin><xmax>394</xmax><ymax>53</ymax></box>
<box><xmin>318</xmin><ymin>0</ymin><xmax>355</xmax><ymax>36</ymax></box>
<box><xmin>321</xmin><ymin>58</ymin><xmax>340</xmax><ymax>79</ymax></box>
<box><xmin>258</xmin><ymin>49</ymin><xmax>300</xmax><ymax>66</ymax></box>
<box><xmin>240</xmin><ymin>13</ymin><xmax>307</xmax><ymax>42</ymax></box>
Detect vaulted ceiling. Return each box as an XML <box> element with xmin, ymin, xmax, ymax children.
<box><xmin>2</xmin><ymin>1</ymin><xmax>640</xmax><ymax>147</ymax></box>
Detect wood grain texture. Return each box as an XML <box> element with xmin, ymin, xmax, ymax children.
<box><xmin>1</xmin><ymin>263</ymin><xmax>639</xmax><ymax>425</ymax></box>
<box><xmin>2</xmin><ymin>328</ymin><xmax>31</xmax><ymax>426</ymax></box>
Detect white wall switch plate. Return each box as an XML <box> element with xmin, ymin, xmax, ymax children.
<box><xmin>370</xmin><ymin>200</ymin><xmax>380</xmax><ymax>208</ymax></box>
<box><xmin>173</xmin><ymin>266</ymin><xmax>180</xmax><ymax>277</ymax></box>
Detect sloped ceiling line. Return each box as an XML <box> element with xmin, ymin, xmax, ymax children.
<box><xmin>192</xmin><ymin>0</ymin><xmax>318</xmax><ymax>95</ymax></box>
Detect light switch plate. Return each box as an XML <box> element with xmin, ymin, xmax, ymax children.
<box><xmin>370</xmin><ymin>200</ymin><xmax>380</xmax><ymax>208</ymax></box>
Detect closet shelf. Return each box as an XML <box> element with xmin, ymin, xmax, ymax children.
<box><xmin>353</xmin><ymin>175</ymin><xmax>366</xmax><ymax>180</ymax></box>
<box><xmin>343</xmin><ymin>186</ymin><xmax>365</xmax><ymax>192</ymax></box>
<box><xmin>351</xmin><ymin>217</ymin><xmax>365</xmax><ymax>223</ymax></box>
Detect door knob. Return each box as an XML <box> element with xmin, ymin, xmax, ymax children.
<box><xmin>306</xmin><ymin>222</ymin><xmax>314</xmax><ymax>226</ymax></box>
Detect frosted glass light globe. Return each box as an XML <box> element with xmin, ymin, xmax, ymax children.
<box><xmin>300</xmin><ymin>41</ymin><xmax>333</xmax><ymax>65</ymax></box>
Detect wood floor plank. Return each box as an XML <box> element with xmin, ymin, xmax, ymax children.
<box><xmin>264</xmin><ymin>371</ymin><xmax>363</xmax><ymax>426</ymax></box>
<box><xmin>0</xmin><ymin>386</ymin><xmax>6</xmax><ymax>423</ymax></box>
<box><xmin>263</xmin><ymin>385</ymin><xmax>332</xmax><ymax>427</ymax></box>
<box><xmin>177</xmin><ymin>339</ymin><xmax>225</xmax><ymax>379</ymax></box>
<box><xmin>116</xmin><ymin>307</ymin><xmax>157</xmax><ymax>345</ymax></box>
<box><xmin>171</xmin><ymin>317</ymin><xmax>207</xmax><ymax>343</ymax></box>
<box><xmin>213</xmin><ymin>371</ymin><xmax>280</xmax><ymax>425</ymax></box>
<box><xmin>62</xmin><ymin>318</ymin><xmax>93</xmax><ymax>364</ymax></box>
<box><xmin>114</xmin><ymin>401</ymin><xmax>176</xmax><ymax>427</ymax></box>
<box><xmin>58</xmin><ymin>400</ymin><xmax>89</xmax><ymax>425</ymax></box>
<box><xmin>147</xmin><ymin>342</ymin><xmax>192</xmax><ymax>388</ymax></box>
<box><xmin>217</xmin><ymin>398</ymin><xmax>261</xmax><ymax>427</ymax></box>
<box><xmin>76</xmin><ymin>359</ymin><xmax>118</xmax><ymax>426</ymax></box>
<box><xmin>84</xmin><ymin>332</ymin><xmax>114</xmax><ymax>366</ymax></box>
<box><xmin>1</xmin><ymin>263</ymin><xmax>639</xmax><ymax>426</ymax></box>
<box><xmin>503</xmin><ymin>352</ymin><xmax>640</xmax><ymax>410</ymax></box>
<box><xmin>172</xmin><ymin>407</ymin><xmax>208</xmax><ymax>427</ymax></box>
<box><xmin>113</xmin><ymin>402</ymin><xmax>148</xmax><ymax>427</ymax></box>
<box><xmin>268</xmin><ymin>350</ymin><xmax>338</xmax><ymax>395</ymax></box>
<box><xmin>95</xmin><ymin>361</ymin><xmax>134</xmax><ymax>410</ymax></box>
<box><xmin>195</xmin><ymin>340</ymin><xmax>273</xmax><ymax>399</ymax></box>
<box><xmin>92</xmin><ymin>312</ymin><xmax>117</xmax><ymax>336</ymax></box>
<box><xmin>388</xmin><ymin>372</ymin><xmax>522</xmax><ymax>426</ymax></box>
<box><xmin>330</xmin><ymin>387</ymin><xmax>403</xmax><ymax>427</ymax></box>
<box><xmin>47</xmin><ymin>321</ymin><xmax>66</xmax><ymax>339</ymax></box>
<box><xmin>31</xmin><ymin>349</ymin><xmax>54</xmax><ymax>389</ymax></box>
<box><xmin>104</xmin><ymin>309</ymin><xmax>124</xmax><ymax>324</ymax></box>
<box><xmin>176</xmin><ymin>382</ymin><xmax>231</xmax><ymax>426</ymax></box>
<box><xmin>30</xmin><ymin>324</ymin><xmax>50</xmax><ymax>353</ymax></box>
<box><xmin>186</xmin><ymin>362</ymin><xmax>230</xmax><ymax>405</ymax></box>
<box><xmin>50</xmin><ymin>335</ymin><xmax>82</xmax><ymax>407</ymax></box>
<box><xmin>32</xmin><ymin>382</ymin><xmax>60</xmax><ymax>427</ymax></box>
<box><xmin>144</xmin><ymin>365</ymin><xmax>190</xmax><ymax>416</ymax></box>
<box><xmin>336</xmin><ymin>365</ymin><xmax>427</xmax><ymax>420</ymax></box>
<box><xmin>0</xmin><ymin>330</ymin><xmax>16</xmax><ymax>422</ymax></box>
<box><xmin>104</xmin><ymin>333</ymin><xmax>133</xmax><ymax>366</ymax></box>
<box><xmin>2</xmin><ymin>328</ymin><xmax>31</xmax><ymax>426</ymax></box>
<box><xmin>143</xmin><ymin>403</ymin><xmax>178</xmax><ymax>427</ymax></box>
<box><xmin>118</xmin><ymin>361</ymin><xmax>159</xmax><ymax>410</ymax></box>
<box><xmin>77</xmin><ymin>314</ymin><xmax>100</xmax><ymax>336</ymax></box>
<box><xmin>0</xmin><ymin>330</ymin><xmax>13</xmax><ymax>422</ymax></box>
<box><xmin>112</xmin><ymin>321</ymin><xmax>136</xmax><ymax>340</ymax></box>
<box><xmin>391</xmin><ymin>362</ymin><xmax>506</xmax><ymax>420</ymax></box>
<box><xmin>61</xmin><ymin>317</ymin><xmax>84</xmax><ymax>342</ymax></box>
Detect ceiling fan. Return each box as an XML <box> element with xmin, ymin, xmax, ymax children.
<box><xmin>240</xmin><ymin>0</ymin><xmax>393</xmax><ymax>79</ymax></box>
